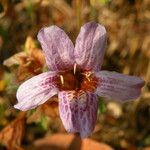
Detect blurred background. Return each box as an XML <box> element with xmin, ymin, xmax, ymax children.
<box><xmin>0</xmin><ymin>0</ymin><xmax>150</xmax><ymax>150</ymax></box>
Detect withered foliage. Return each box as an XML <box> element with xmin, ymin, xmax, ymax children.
<box><xmin>3</xmin><ymin>36</ymin><xmax>45</xmax><ymax>83</ymax></box>
<box><xmin>0</xmin><ymin>112</ymin><xmax>26</xmax><ymax>150</ymax></box>
<box><xmin>41</xmin><ymin>97</ymin><xmax>59</xmax><ymax>119</ymax></box>
<box><xmin>27</xmin><ymin>97</ymin><xmax>59</xmax><ymax>124</ymax></box>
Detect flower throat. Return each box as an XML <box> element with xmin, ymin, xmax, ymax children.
<box><xmin>57</xmin><ymin>64</ymin><xmax>98</xmax><ymax>92</ymax></box>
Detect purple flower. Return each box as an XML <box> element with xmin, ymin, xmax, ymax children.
<box><xmin>14</xmin><ymin>22</ymin><xmax>145</xmax><ymax>138</ymax></box>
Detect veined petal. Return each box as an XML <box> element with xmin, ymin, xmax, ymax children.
<box><xmin>37</xmin><ymin>26</ymin><xmax>75</xmax><ymax>71</ymax></box>
<box><xmin>14</xmin><ymin>71</ymin><xmax>59</xmax><ymax>111</ymax></box>
<box><xmin>95</xmin><ymin>71</ymin><xmax>145</xmax><ymax>101</ymax></box>
<box><xmin>74</xmin><ymin>22</ymin><xmax>107</xmax><ymax>71</ymax></box>
<box><xmin>58</xmin><ymin>90</ymin><xmax>98</xmax><ymax>138</ymax></box>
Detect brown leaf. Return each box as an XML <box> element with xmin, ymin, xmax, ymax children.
<box><xmin>26</xmin><ymin>107</ymin><xmax>41</xmax><ymax>124</ymax></box>
<box><xmin>29</xmin><ymin>48</ymin><xmax>45</xmax><ymax>67</ymax></box>
<box><xmin>25</xmin><ymin>36</ymin><xmax>37</xmax><ymax>52</ymax></box>
<box><xmin>25</xmin><ymin>36</ymin><xmax>45</xmax><ymax>66</ymax></box>
<box><xmin>3</xmin><ymin>52</ymin><xmax>27</xmax><ymax>68</ymax></box>
<box><xmin>0</xmin><ymin>112</ymin><xmax>26</xmax><ymax>150</ymax></box>
<box><xmin>3</xmin><ymin>51</ymin><xmax>44</xmax><ymax>83</ymax></box>
<box><xmin>41</xmin><ymin>100</ymin><xmax>59</xmax><ymax>119</ymax></box>
<box><xmin>3</xmin><ymin>36</ymin><xmax>45</xmax><ymax>83</ymax></box>
<box><xmin>27</xmin><ymin>97</ymin><xmax>59</xmax><ymax>124</ymax></box>
<box><xmin>144</xmin><ymin>147</ymin><xmax>150</xmax><ymax>150</ymax></box>
<box><xmin>27</xmin><ymin>133</ymin><xmax>114</xmax><ymax>150</ymax></box>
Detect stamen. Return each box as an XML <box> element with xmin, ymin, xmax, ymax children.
<box><xmin>60</xmin><ymin>75</ymin><xmax>64</xmax><ymax>86</ymax></box>
<box><xmin>83</xmin><ymin>72</ymin><xmax>92</xmax><ymax>81</ymax></box>
<box><xmin>58</xmin><ymin>67</ymin><xmax>97</xmax><ymax>92</ymax></box>
<box><xmin>87</xmin><ymin>77</ymin><xmax>91</xmax><ymax>82</ymax></box>
<box><xmin>74</xmin><ymin>63</ymin><xmax>77</xmax><ymax>75</ymax></box>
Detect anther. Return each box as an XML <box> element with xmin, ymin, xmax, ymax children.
<box><xmin>60</xmin><ymin>75</ymin><xmax>64</xmax><ymax>86</ymax></box>
<box><xmin>74</xmin><ymin>63</ymin><xmax>77</xmax><ymax>75</ymax></box>
<box><xmin>81</xmin><ymin>72</ymin><xmax>92</xmax><ymax>81</ymax></box>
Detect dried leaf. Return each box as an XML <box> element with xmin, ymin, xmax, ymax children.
<box><xmin>3</xmin><ymin>37</ymin><xmax>45</xmax><ymax>82</ymax></box>
<box><xmin>25</xmin><ymin>36</ymin><xmax>45</xmax><ymax>65</ymax></box>
<box><xmin>3</xmin><ymin>52</ymin><xmax>27</xmax><ymax>67</ymax></box>
<box><xmin>41</xmin><ymin>100</ymin><xmax>59</xmax><ymax>119</ymax></box>
<box><xmin>27</xmin><ymin>97</ymin><xmax>59</xmax><ymax>124</ymax></box>
<box><xmin>0</xmin><ymin>112</ymin><xmax>26</xmax><ymax>150</ymax></box>
<box><xmin>29</xmin><ymin>134</ymin><xmax>113</xmax><ymax>150</ymax></box>
<box><xmin>24</xmin><ymin>36</ymin><xmax>36</xmax><ymax>52</ymax></box>
<box><xmin>26</xmin><ymin>108</ymin><xmax>41</xmax><ymax>124</ymax></box>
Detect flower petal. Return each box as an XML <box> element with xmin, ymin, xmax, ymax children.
<box><xmin>95</xmin><ymin>71</ymin><xmax>145</xmax><ymax>101</ymax></box>
<box><xmin>14</xmin><ymin>71</ymin><xmax>59</xmax><ymax>111</ymax></box>
<box><xmin>74</xmin><ymin>22</ymin><xmax>107</xmax><ymax>71</ymax></box>
<box><xmin>58</xmin><ymin>90</ymin><xmax>98</xmax><ymax>138</ymax></box>
<box><xmin>37</xmin><ymin>26</ymin><xmax>75</xmax><ymax>71</ymax></box>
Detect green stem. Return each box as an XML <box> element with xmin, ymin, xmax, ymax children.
<box><xmin>76</xmin><ymin>0</ymin><xmax>82</xmax><ymax>31</ymax></box>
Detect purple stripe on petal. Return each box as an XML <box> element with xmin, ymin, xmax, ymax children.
<box><xmin>37</xmin><ymin>26</ymin><xmax>75</xmax><ymax>71</ymax></box>
<box><xmin>78</xmin><ymin>91</ymin><xmax>98</xmax><ymax>138</ymax></box>
<box><xmin>14</xmin><ymin>71</ymin><xmax>59</xmax><ymax>111</ymax></box>
<box><xmin>74</xmin><ymin>22</ymin><xmax>107</xmax><ymax>71</ymax></box>
<box><xmin>95</xmin><ymin>71</ymin><xmax>145</xmax><ymax>101</ymax></box>
<box><xmin>58</xmin><ymin>90</ymin><xmax>98</xmax><ymax>138</ymax></box>
<box><xmin>58</xmin><ymin>91</ymin><xmax>78</xmax><ymax>133</ymax></box>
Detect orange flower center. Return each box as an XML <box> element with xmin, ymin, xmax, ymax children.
<box><xmin>57</xmin><ymin>64</ymin><xmax>98</xmax><ymax>92</ymax></box>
